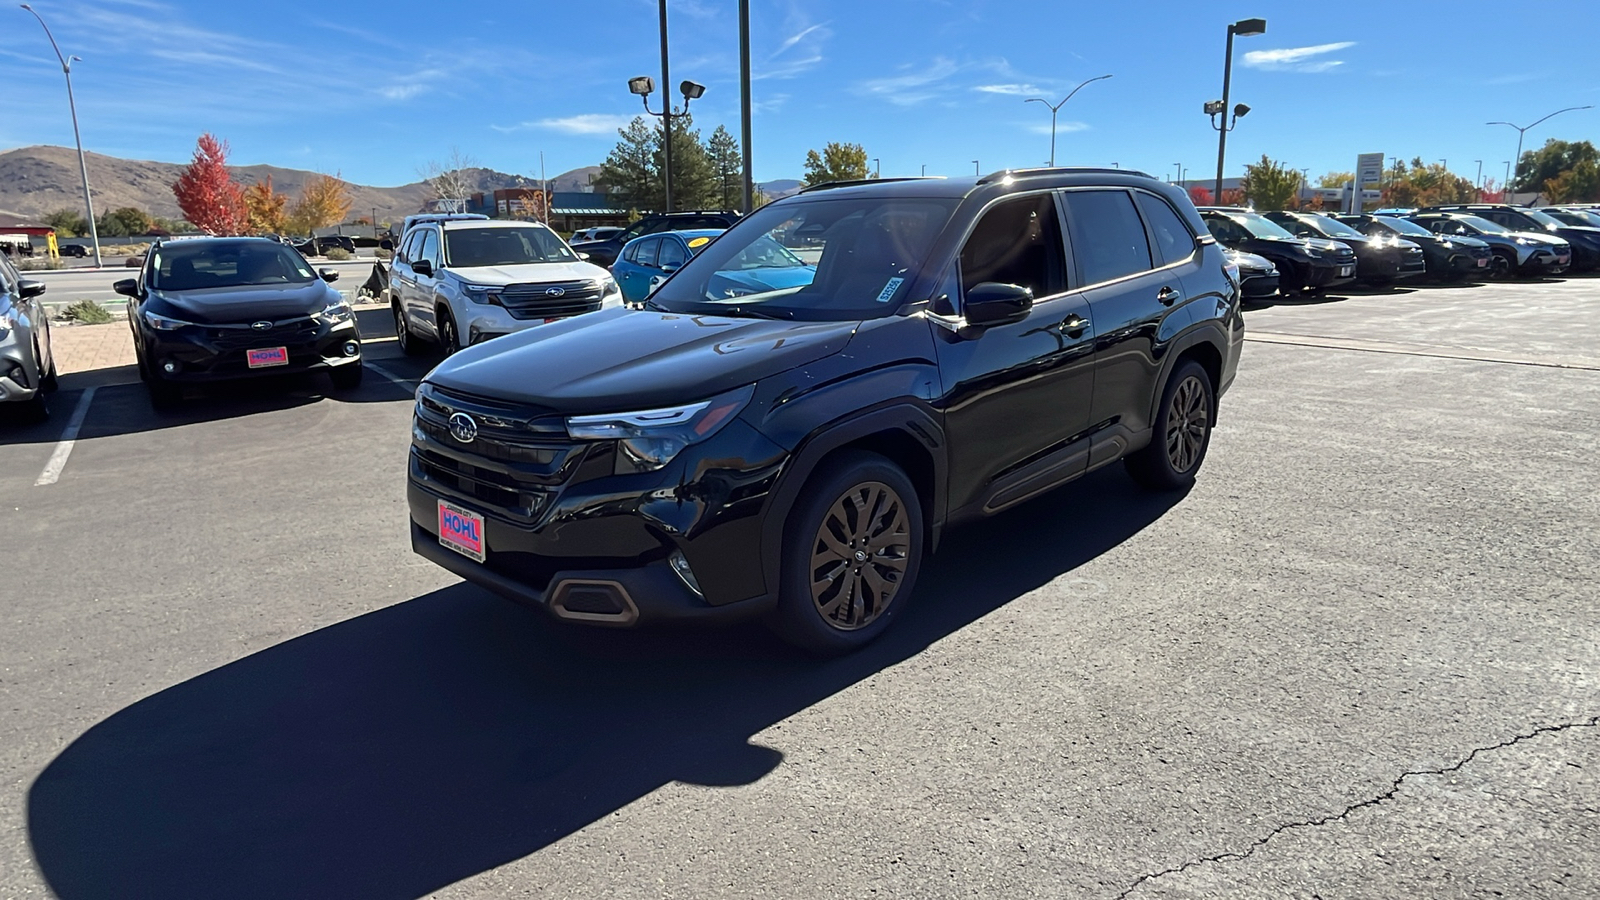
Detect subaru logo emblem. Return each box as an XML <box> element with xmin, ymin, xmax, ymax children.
<box><xmin>545</xmin><ymin>287</ymin><xmax>566</xmax><ymax>297</ymax></box>
<box><xmin>251</xmin><ymin>321</ymin><xmax>272</xmax><ymax>331</ymax></box>
<box><xmin>447</xmin><ymin>412</ymin><xmax>478</xmax><ymax>443</ymax></box>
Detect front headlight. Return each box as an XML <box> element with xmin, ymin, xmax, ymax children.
<box><xmin>0</xmin><ymin>310</ymin><xmax>15</xmax><ymax>341</ymax></box>
<box><xmin>459</xmin><ymin>283</ymin><xmax>500</xmax><ymax>305</ymax></box>
<box><xmin>143</xmin><ymin>310</ymin><xmax>196</xmax><ymax>331</ymax></box>
<box><xmin>317</xmin><ymin>299</ymin><xmax>353</xmax><ymax>325</ymax></box>
<box><xmin>600</xmin><ymin>277</ymin><xmax>621</xmax><ymax>300</ymax></box>
<box><xmin>566</xmin><ymin>384</ymin><xmax>754</xmax><ymax>472</ymax></box>
<box><xmin>1515</xmin><ymin>237</ymin><xmax>1533</xmax><ymax>246</ymax></box>
<box><xmin>1303</xmin><ymin>247</ymin><xmax>1322</xmax><ymax>258</ymax></box>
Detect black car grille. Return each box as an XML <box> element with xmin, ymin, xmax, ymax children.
<box><xmin>413</xmin><ymin>449</ymin><xmax>550</xmax><ymax>520</ymax></box>
<box><xmin>1331</xmin><ymin>247</ymin><xmax>1356</xmax><ymax>263</ymax></box>
<box><xmin>207</xmin><ymin>316</ymin><xmax>320</xmax><ymax>350</ymax></box>
<box><xmin>497</xmin><ymin>281</ymin><xmax>603</xmax><ymax>320</ymax></box>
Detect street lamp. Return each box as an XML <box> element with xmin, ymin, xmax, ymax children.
<box><xmin>627</xmin><ymin>1</ymin><xmax>706</xmax><ymax>213</ymax></box>
<box><xmin>1024</xmin><ymin>74</ymin><xmax>1112</xmax><ymax>167</ymax></box>
<box><xmin>872</xmin><ymin>158</ymin><xmax>881</xmax><ymax>178</ymax></box>
<box><xmin>972</xmin><ymin>160</ymin><xmax>980</xmax><ymax>176</ymax></box>
<box><xmin>1474</xmin><ymin>159</ymin><xmax>1483</xmax><ymax>189</ymax></box>
<box><xmin>1210</xmin><ymin>17</ymin><xmax>1266</xmax><ymax>203</ymax></box>
<box><xmin>1488</xmin><ymin>106</ymin><xmax>1593</xmax><ymax>197</ymax></box>
<box><xmin>20</xmin><ymin>3</ymin><xmax>101</xmax><ymax>267</ymax></box>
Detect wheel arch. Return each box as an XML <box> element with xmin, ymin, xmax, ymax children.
<box><xmin>1147</xmin><ymin>324</ymin><xmax>1226</xmax><ymax>427</ymax></box>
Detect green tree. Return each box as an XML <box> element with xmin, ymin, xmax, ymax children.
<box><xmin>97</xmin><ymin>206</ymin><xmax>152</xmax><ymax>238</ymax></box>
<box><xmin>1316</xmin><ymin>171</ymin><xmax>1353</xmax><ymax>189</ymax></box>
<box><xmin>706</xmin><ymin>125</ymin><xmax>743</xmax><ymax>210</ymax></box>
<box><xmin>802</xmin><ymin>142</ymin><xmax>871</xmax><ymax>186</ymax></box>
<box><xmin>593</xmin><ymin>114</ymin><xmax>718</xmax><ymax>212</ymax></box>
<box><xmin>1544</xmin><ymin>158</ymin><xmax>1600</xmax><ymax>203</ymax></box>
<box><xmin>1381</xmin><ymin>158</ymin><xmax>1477</xmax><ymax>208</ymax></box>
<box><xmin>1240</xmin><ymin>155</ymin><xmax>1301</xmax><ymax>211</ymax></box>
<box><xmin>43</xmin><ymin>208</ymin><xmax>87</xmax><ymax>237</ymax></box>
<box><xmin>1512</xmin><ymin>139</ymin><xmax>1600</xmax><ymax>192</ymax></box>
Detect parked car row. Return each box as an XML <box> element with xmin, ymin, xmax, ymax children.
<box><xmin>1196</xmin><ymin>202</ymin><xmax>1600</xmax><ymax>301</ymax></box>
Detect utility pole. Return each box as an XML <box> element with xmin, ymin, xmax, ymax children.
<box><xmin>738</xmin><ymin>0</ymin><xmax>753</xmax><ymax>213</ymax></box>
<box><xmin>658</xmin><ymin>0</ymin><xmax>672</xmax><ymax>212</ymax></box>
<box><xmin>1024</xmin><ymin>74</ymin><xmax>1113</xmax><ymax>167</ymax></box>
<box><xmin>22</xmin><ymin>4</ymin><xmax>101</xmax><ymax>267</ymax></box>
<box><xmin>1212</xmin><ymin>18</ymin><xmax>1267</xmax><ymax>203</ymax></box>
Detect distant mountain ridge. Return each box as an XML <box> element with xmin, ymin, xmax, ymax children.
<box><xmin>0</xmin><ymin>145</ymin><xmax>800</xmax><ymax>223</ymax></box>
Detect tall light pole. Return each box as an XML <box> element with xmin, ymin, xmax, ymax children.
<box><xmin>1488</xmin><ymin>106</ymin><xmax>1592</xmax><ymax>198</ymax></box>
<box><xmin>872</xmin><ymin>158</ymin><xmax>881</xmax><ymax>178</ymax></box>
<box><xmin>972</xmin><ymin>160</ymin><xmax>980</xmax><ymax>176</ymax></box>
<box><xmin>738</xmin><ymin>0</ymin><xmax>753</xmax><ymax>213</ymax></box>
<box><xmin>1210</xmin><ymin>17</ymin><xmax>1266</xmax><ymax>203</ymax></box>
<box><xmin>1172</xmin><ymin>162</ymin><xmax>1182</xmax><ymax>184</ymax></box>
<box><xmin>1474</xmin><ymin>159</ymin><xmax>1483</xmax><ymax>189</ymax></box>
<box><xmin>1503</xmin><ymin>161</ymin><xmax>1512</xmax><ymax>197</ymax></box>
<box><xmin>21</xmin><ymin>3</ymin><xmax>101</xmax><ymax>268</ymax></box>
<box><xmin>628</xmin><ymin>4</ymin><xmax>705</xmax><ymax>214</ymax></box>
<box><xmin>1024</xmin><ymin>74</ymin><xmax>1112</xmax><ymax>167</ymax></box>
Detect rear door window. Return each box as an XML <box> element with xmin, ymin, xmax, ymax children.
<box><xmin>958</xmin><ymin>193</ymin><xmax>1067</xmax><ymax>300</ymax></box>
<box><xmin>635</xmin><ymin>236</ymin><xmax>661</xmax><ymax>268</ymax></box>
<box><xmin>1061</xmin><ymin>190</ymin><xmax>1153</xmax><ymax>285</ymax></box>
<box><xmin>657</xmin><ymin>237</ymin><xmax>687</xmax><ymax>269</ymax></box>
<box><xmin>1135</xmin><ymin>193</ymin><xmax>1197</xmax><ymax>267</ymax></box>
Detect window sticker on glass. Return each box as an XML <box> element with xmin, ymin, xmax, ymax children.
<box><xmin>687</xmin><ymin>236</ymin><xmax>711</xmax><ymax>248</ymax></box>
<box><xmin>876</xmin><ymin>277</ymin><xmax>904</xmax><ymax>303</ymax></box>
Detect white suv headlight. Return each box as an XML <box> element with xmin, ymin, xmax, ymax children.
<box><xmin>566</xmin><ymin>384</ymin><xmax>754</xmax><ymax>472</ymax></box>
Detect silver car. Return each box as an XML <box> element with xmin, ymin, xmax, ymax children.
<box><xmin>389</xmin><ymin>219</ymin><xmax>620</xmax><ymax>355</ymax></box>
<box><xmin>0</xmin><ymin>254</ymin><xmax>57</xmax><ymax>421</ymax></box>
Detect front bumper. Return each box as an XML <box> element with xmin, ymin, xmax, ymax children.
<box><xmin>1238</xmin><ymin>271</ymin><xmax>1279</xmax><ymax>299</ymax></box>
<box><xmin>1517</xmin><ymin>248</ymin><xmax>1571</xmax><ymax>274</ymax></box>
<box><xmin>141</xmin><ymin>318</ymin><xmax>361</xmax><ymax>382</ymax></box>
<box><xmin>0</xmin><ymin>338</ymin><xmax>41</xmax><ymax>403</ymax></box>
<box><xmin>459</xmin><ymin>295</ymin><xmax>623</xmax><ymax>346</ymax></box>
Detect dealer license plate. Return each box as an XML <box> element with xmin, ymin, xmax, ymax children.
<box><xmin>438</xmin><ymin>500</ymin><xmax>486</xmax><ymax>562</ymax></box>
<box><xmin>1477</xmin><ymin>257</ymin><xmax>1488</xmax><ymax>267</ymax></box>
<box><xmin>1557</xmin><ymin>255</ymin><xmax>1570</xmax><ymax>265</ymax></box>
<box><xmin>1338</xmin><ymin>265</ymin><xmax>1354</xmax><ymax>277</ymax></box>
<box><xmin>246</xmin><ymin>346</ymin><xmax>289</xmax><ymax>368</ymax></box>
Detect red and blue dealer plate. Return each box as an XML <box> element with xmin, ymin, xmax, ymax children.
<box><xmin>438</xmin><ymin>500</ymin><xmax>486</xmax><ymax>562</ymax></box>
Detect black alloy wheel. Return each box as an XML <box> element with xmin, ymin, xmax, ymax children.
<box><xmin>771</xmin><ymin>451</ymin><xmax>923</xmax><ymax>654</ymax></box>
<box><xmin>394</xmin><ymin>302</ymin><xmax>427</xmax><ymax>356</ymax></box>
<box><xmin>438</xmin><ymin>311</ymin><xmax>461</xmax><ymax>357</ymax></box>
<box><xmin>1127</xmin><ymin>359</ymin><xmax>1214</xmax><ymax>491</ymax></box>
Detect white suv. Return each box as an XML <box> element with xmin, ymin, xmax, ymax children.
<box><xmin>390</xmin><ymin>219</ymin><xmax>621</xmax><ymax>355</ymax></box>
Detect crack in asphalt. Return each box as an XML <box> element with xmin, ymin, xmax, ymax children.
<box><xmin>1114</xmin><ymin>715</ymin><xmax>1600</xmax><ymax>899</ymax></box>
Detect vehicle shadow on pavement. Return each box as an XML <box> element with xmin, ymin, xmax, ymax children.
<box><xmin>26</xmin><ymin>468</ymin><xmax>1184</xmax><ymax>900</ymax></box>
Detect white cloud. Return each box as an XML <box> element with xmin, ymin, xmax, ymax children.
<box><xmin>974</xmin><ymin>83</ymin><xmax>1044</xmax><ymax>96</ymax></box>
<box><xmin>857</xmin><ymin>58</ymin><xmax>964</xmax><ymax>106</ymax></box>
<box><xmin>755</xmin><ymin>16</ymin><xmax>831</xmax><ymax>80</ymax></box>
<box><xmin>1243</xmin><ymin>42</ymin><xmax>1355</xmax><ymax>73</ymax></box>
<box><xmin>1025</xmin><ymin>121</ymin><xmax>1089</xmax><ymax>135</ymax></box>
<box><xmin>492</xmin><ymin>114</ymin><xmax>636</xmax><ymax>136</ymax></box>
<box><xmin>379</xmin><ymin>84</ymin><xmax>427</xmax><ymax>101</ymax></box>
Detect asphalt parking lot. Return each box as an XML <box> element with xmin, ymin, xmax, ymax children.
<box><xmin>2</xmin><ymin>280</ymin><xmax>1597</xmax><ymax>898</ymax></box>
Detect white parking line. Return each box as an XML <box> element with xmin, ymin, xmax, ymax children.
<box><xmin>365</xmin><ymin>362</ymin><xmax>417</xmax><ymax>388</ymax></box>
<box><xmin>35</xmin><ymin>386</ymin><xmax>97</xmax><ymax>487</ymax></box>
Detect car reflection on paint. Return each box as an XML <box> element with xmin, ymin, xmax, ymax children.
<box><xmin>612</xmin><ymin>230</ymin><xmax>818</xmax><ymax>304</ymax></box>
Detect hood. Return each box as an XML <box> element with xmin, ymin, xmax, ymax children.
<box><xmin>1223</xmin><ymin>249</ymin><xmax>1275</xmax><ymax>272</ymax></box>
<box><xmin>445</xmin><ymin>260</ymin><xmax>611</xmax><ymax>285</ymax></box>
<box><xmin>1552</xmin><ymin>224</ymin><xmax>1600</xmax><ymax>245</ymax></box>
<box><xmin>425</xmin><ymin>306</ymin><xmax>858</xmax><ymax>413</ymax></box>
<box><xmin>151</xmin><ymin>280</ymin><xmax>338</xmax><ymax>323</ymax></box>
<box><xmin>1303</xmin><ymin>237</ymin><xmax>1350</xmax><ymax>254</ymax></box>
<box><xmin>1513</xmin><ymin>231</ymin><xmax>1569</xmax><ymax>248</ymax></box>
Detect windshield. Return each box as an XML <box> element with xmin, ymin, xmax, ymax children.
<box><xmin>1455</xmin><ymin>215</ymin><xmax>1511</xmax><ymax>235</ymax></box>
<box><xmin>1374</xmin><ymin>216</ymin><xmax>1432</xmax><ymax>237</ymax></box>
<box><xmin>1307</xmin><ymin>215</ymin><xmax>1364</xmax><ymax>238</ymax></box>
<box><xmin>1556</xmin><ymin>209</ymin><xmax>1600</xmax><ymax>227</ymax></box>
<box><xmin>1231</xmin><ymin>213</ymin><xmax>1297</xmax><ymax>240</ymax></box>
<box><xmin>444</xmin><ymin>226</ymin><xmax>576</xmax><ymax>267</ymax></box>
<box><xmin>151</xmin><ymin>242</ymin><xmax>316</xmax><ymax>291</ymax></box>
<box><xmin>650</xmin><ymin>196</ymin><xmax>958</xmax><ymax>321</ymax></box>
<box><xmin>1520</xmin><ymin>209</ymin><xmax>1565</xmax><ymax>230</ymax></box>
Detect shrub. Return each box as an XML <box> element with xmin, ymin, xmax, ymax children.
<box><xmin>375</xmin><ymin>248</ymin><xmax>393</xmax><ymax>261</ymax></box>
<box><xmin>60</xmin><ymin>299</ymin><xmax>115</xmax><ymax>325</ymax></box>
<box><xmin>16</xmin><ymin>257</ymin><xmax>63</xmax><ymax>271</ymax></box>
<box><xmin>324</xmin><ymin>247</ymin><xmax>353</xmax><ymax>261</ymax></box>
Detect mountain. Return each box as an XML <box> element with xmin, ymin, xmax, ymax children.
<box><xmin>758</xmin><ymin>179</ymin><xmax>804</xmax><ymax>199</ymax></box>
<box><xmin>0</xmin><ymin>146</ymin><xmax>604</xmax><ymax>224</ymax></box>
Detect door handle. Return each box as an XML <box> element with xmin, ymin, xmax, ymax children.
<box><xmin>1157</xmin><ymin>286</ymin><xmax>1181</xmax><ymax>306</ymax></box>
<box><xmin>1056</xmin><ymin>314</ymin><xmax>1087</xmax><ymax>337</ymax></box>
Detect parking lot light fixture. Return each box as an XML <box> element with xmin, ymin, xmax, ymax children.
<box><xmin>1488</xmin><ymin>106</ymin><xmax>1593</xmax><ymax>195</ymax></box>
<box><xmin>972</xmin><ymin>160</ymin><xmax>979</xmax><ymax>176</ymax></box>
<box><xmin>627</xmin><ymin>3</ymin><xmax>709</xmax><ymax>214</ymax></box>
<box><xmin>1024</xmin><ymin>74</ymin><xmax>1112</xmax><ymax>167</ymax></box>
<box><xmin>21</xmin><ymin>3</ymin><xmax>101</xmax><ymax>268</ymax></box>
<box><xmin>1213</xmin><ymin>17</ymin><xmax>1266</xmax><ymax>203</ymax></box>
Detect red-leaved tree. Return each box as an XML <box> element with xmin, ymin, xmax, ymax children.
<box><xmin>1188</xmin><ymin>186</ymin><xmax>1214</xmax><ymax>206</ymax></box>
<box><xmin>173</xmin><ymin>133</ymin><xmax>247</xmax><ymax>235</ymax></box>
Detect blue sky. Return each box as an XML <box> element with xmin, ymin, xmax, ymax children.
<box><xmin>3</xmin><ymin>0</ymin><xmax>1598</xmax><ymax>189</ymax></box>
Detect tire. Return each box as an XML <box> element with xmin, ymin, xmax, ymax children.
<box><xmin>37</xmin><ymin>339</ymin><xmax>58</xmax><ymax>392</ymax></box>
<box><xmin>394</xmin><ymin>302</ymin><xmax>428</xmax><ymax>356</ymax></box>
<box><xmin>1491</xmin><ymin>250</ymin><xmax>1518</xmax><ymax>279</ymax></box>
<box><xmin>330</xmin><ymin>363</ymin><xmax>364</xmax><ymax>390</ymax></box>
<box><xmin>438</xmin><ymin>308</ymin><xmax>461</xmax><ymax>356</ymax></box>
<box><xmin>1126</xmin><ymin>360</ymin><xmax>1215</xmax><ymax>492</ymax></box>
<box><xmin>768</xmin><ymin>451</ymin><xmax>924</xmax><ymax>655</ymax></box>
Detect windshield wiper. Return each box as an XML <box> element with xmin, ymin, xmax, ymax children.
<box><xmin>722</xmin><ymin>306</ymin><xmax>791</xmax><ymax>320</ymax></box>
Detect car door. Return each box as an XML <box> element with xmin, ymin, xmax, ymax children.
<box><xmin>1060</xmin><ymin>188</ymin><xmax>1191</xmax><ymax>436</ymax></box>
<box><xmin>391</xmin><ymin>229</ymin><xmax>422</xmax><ymax>322</ymax></box>
<box><xmin>933</xmin><ymin>191</ymin><xmax>1097</xmax><ymax>514</ymax></box>
<box><xmin>620</xmin><ymin>236</ymin><xmax>661</xmax><ymax>300</ymax></box>
<box><xmin>652</xmin><ymin>235</ymin><xmax>688</xmax><ymax>294</ymax></box>
<box><xmin>411</xmin><ymin>228</ymin><xmax>444</xmax><ymax>337</ymax></box>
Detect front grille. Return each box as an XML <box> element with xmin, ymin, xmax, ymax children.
<box><xmin>208</xmin><ymin>317</ymin><xmax>320</xmax><ymax>350</ymax></box>
<box><xmin>497</xmin><ymin>281</ymin><xmax>603</xmax><ymax>320</ymax></box>
<box><xmin>413</xmin><ymin>449</ymin><xmax>549</xmax><ymax>520</ymax></box>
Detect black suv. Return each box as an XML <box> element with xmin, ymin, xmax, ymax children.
<box><xmin>1198</xmin><ymin>207</ymin><xmax>1356</xmax><ymax>293</ymax></box>
<box><xmin>1265</xmin><ymin>210</ymin><xmax>1427</xmax><ymax>284</ymax></box>
<box><xmin>1420</xmin><ymin>204</ymin><xmax>1600</xmax><ymax>271</ymax></box>
<box><xmin>569</xmin><ymin>210</ymin><xmax>742</xmax><ymax>267</ymax></box>
<box><xmin>1333</xmin><ymin>213</ymin><xmax>1493</xmax><ymax>281</ymax></box>
<box><xmin>408</xmin><ymin>170</ymin><xmax>1242</xmax><ymax>653</ymax></box>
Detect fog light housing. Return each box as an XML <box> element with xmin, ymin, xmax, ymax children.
<box><xmin>668</xmin><ymin>549</ymin><xmax>703</xmax><ymax>598</ymax></box>
<box><xmin>161</xmin><ymin>360</ymin><xmax>179</xmax><ymax>374</ymax></box>
<box><xmin>343</xmin><ymin>341</ymin><xmax>360</xmax><ymax>357</ymax></box>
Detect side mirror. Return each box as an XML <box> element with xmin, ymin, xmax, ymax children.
<box><xmin>113</xmin><ymin>278</ymin><xmax>140</xmax><ymax>297</ymax></box>
<box><xmin>964</xmin><ymin>282</ymin><xmax>1033</xmax><ymax>326</ymax></box>
<box><xmin>659</xmin><ymin>264</ymin><xmax>678</xmax><ymax>275</ymax></box>
<box><xmin>412</xmin><ymin>259</ymin><xmax>434</xmax><ymax>277</ymax></box>
<box><xmin>17</xmin><ymin>279</ymin><xmax>46</xmax><ymax>299</ymax></box>
<box><xmin>576</xmin><ymin>252</ymin><xmax>591</xmax><ymax>261</ymax></box>
<box><xmin>319</xmin><ymin>268</ymin><xmax>339</xmax><ymax>283</ymax></box>
<box><xmin>647</xmin><ymin>275</ymin><xmax>664</xmax><ymax>295</ymax></box>
<box><xmin>379</xmin><ymin>238</ymin><xmax>394</xmax><ymax>251</ymax></box>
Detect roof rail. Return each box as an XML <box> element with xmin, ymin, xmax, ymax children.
<box><xmin>799</xmin><ymin>176</ymin><xmax>945</xmax><ymax>194</ymax></box>
<box><xmin>976</xmin><ymin>166</ymin><xmax>1154</xmax><ymax>185</ymax></box>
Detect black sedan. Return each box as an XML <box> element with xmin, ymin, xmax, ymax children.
<box><xmin>1334</xmin><ymin>214</ymin><xmax>1494</xmax><ymax>281</ymax></box>
<box><xmin>1266</xmin><ymin>211</ymin><xmax>1427</xmax><ymax>284</ymax></box>
<box><xmin>1224</xmin><ymin>248</ymin><xmax>1279</xmax><ymax>301</ymax></box>
<box><xmin>116</xmin><ymin>237</ymin><xmax>363</xmax><ymax>407</ymax></box>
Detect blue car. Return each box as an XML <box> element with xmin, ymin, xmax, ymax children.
<box><xmin>613</xmin><ymin>229</ymin><xmax>818</xmax><ymax>303</ymax></box>
<box><xmin>612</xmin><ymin>229</ymin><xmax>724</xmax><ymax>303</ymax></box>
